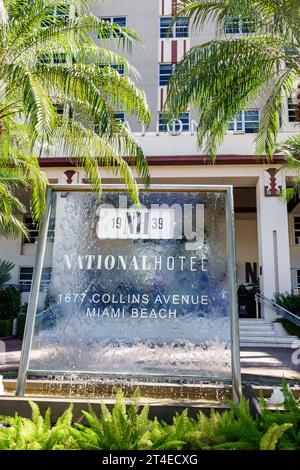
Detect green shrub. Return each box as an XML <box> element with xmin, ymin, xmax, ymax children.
<box><xmin>277</xmin><ymin>318</ymin><xmax>300</xmax><ymax>339</ymax></box>
<box><xmin>274</xmin><ymin>293</ymin><xmax>300</xmax><ymax>316</ymax></box>
<box><xmin>0</xmin><ymin>287</ymin><xmax>21</xmax><ymax>320</ymax></box>
<box><xmin>0</xmin><ymin>319</ymin><xmax>12</xmax><ymax>337</ymax></box>
<box><xmin>16</xmin><ymin>313</ymin><xmax>27</xmax><ymax>339</ymax></box>
<box><xmin>0</xmin><ymin>260</ymin><xmax>14</xmax><ymax>289</ymax></box>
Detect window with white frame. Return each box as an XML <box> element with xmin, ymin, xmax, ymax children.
<box><xmin>159</xmin><ymin>64</ymin><xmax>174</xmax><ymax>86</ymax></box>
<box><xmin>96</xmin><ymin>63</ymin><xmax>125</xmax><ymax>76</ymax></box>
<box><xmin>294</xmin><ymin>217</ymin><xmax>300</xmax><ymax>244</ymax></box>
<box><xmin>159</xmin><ymin>113</ymin><xmax>190</xmax><ymax>132</ymax></box>
<box><xmin>111</xmin><ymin>64</ymin><xmax>125</xmax><ymax>75</ymax></box>
<box><xmin>225</xmin><ymin>16</ymin><xmax>255</xmax><ymax>34</ymax></box>
<box><xmin>288</xmin><ymin>98</ymin><xmax>298</xmax><ymax>122</ymax></box>
<box><xmin>19</xmin><ymin>267</ymin><xmax>34</xmax><ymax>292</ymax></box>
<box><xmin>19</xmin><ymin>267</ymin><xmax>52</xmax><ymax>292</ymax></box>
<box><xmin>284</xmin><ymin>46</ymin><xmax>298</xmax><ymax>69</ymax></box>
<box><xmin>160</xmin><ymin>17</ymin><xmax>189</xmax><ymax>38</ymax></box>
<box><xmin>38</xmin><ymin>53</ymin><xmax>67</xmax><ymax>64</ymax></box>
<box><xmin>99</xmin><ymin>16</ymin><xmax>126</xmax><ymax>37</ymax></box>
<box><xmin>95</xmin><ymin>112</ymin><xmax>124</xmax><ymax>134</ymax></box>
<box><xmin>53</xmin><ymin>103</ymin><xmax>73</xmax><ymax>119</ymax></box>
<box><xmin>227</xmin><ymin>109</ymin><xmax>259</xmax><ymax>133</ymax></box>
<box><xmin>41</xmin><ymin>3</ymin><xmax>70</xmax><ymax>28</ymax></box>
<box><xmin>23</xmin><ymin>217</ymin><xmax>39</xmax><ymax>244</ymax></box>
<box><xmin>114</xmin><ymin>112</ymin><xmax>125</xmax><ymax>122</ymax></box>
<box><xmin>102</xmin><ymin>16</ymin><xmax>126</xmax><ymax>27</ymax></box>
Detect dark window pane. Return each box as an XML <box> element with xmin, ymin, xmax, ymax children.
<box><xmin>114</xmin><ymin>113</ymin><xmax>125</xmax><ymax>122</ymax></box>
<box><xmin>241</xmin><ymin>17</ymin><xmax>255</xmax><ymax>33</ymax></box>
<box><xmin>288</xmin><ymin>98</ymin><xmax>297</xmax><ymax>122</ymax></box>
<box><xmin>23</xmin><ymin>217</ymin><xmax>39</xmax><ymax>244</ymax></box>
<box><xmin>160</xmin><ymin>17</ymin><xmax>172</xmax><ymax>38</ymax></box>
<box><xmin>53</xmin><ymin>53</ymin><xmax>67</xmax><ymax>64</ymax></box>
<box><xmin>159</xmin><ymin>64</ymin><xmax>173</xmax><ymax>86</ymax></box>
<box><xmin>225</xmin><ymin>16</ymin><xmax>240</xmax><ymax>34</ymax></box>
<box><xmin>113</xmin><ymin>17</ymin><xmax>126</xmax><ymax>27</ymax></box>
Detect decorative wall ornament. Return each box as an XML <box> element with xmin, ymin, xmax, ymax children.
<box><xmin>264</xmin><ymin>168</ymin><xmax>282</xmax><ymax>197</ymax></box>
<box><xmin>63</xmin><ymin>170</ymin><xmax>78</xmax><ymax>185</ymax></box>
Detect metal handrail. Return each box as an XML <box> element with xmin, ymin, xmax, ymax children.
<box><xmin>255</xmin><ymin>293</ymin><xmax>300</xmax><ymax>327</ymax></box>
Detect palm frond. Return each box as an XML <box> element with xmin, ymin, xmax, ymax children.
<box><xmin>166</xmin><ymin>1</ymin><xmax>300</xmax><ymax>158</ymax></box>
<box><xmin>0</xmin><ymin>258</ymin><xmax>14</xmax><ymax>288</ymax></box>
<box><xmin>0</xmin><ymin>0</ymin><xmax>151</xmax><ymax>234</ymax></box>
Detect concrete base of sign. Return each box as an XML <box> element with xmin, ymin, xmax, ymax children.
<box><xmin>3</xmin><ymin>379</ymin><xmax>233</xmax><ymax>402</ymax></box>
<box><xmin>0</xmin><ymin>381</ymin><xmax>299</xmax><ymax>423</ymax></box>
<box><xmin>0</xmin><ymin>379</ymin><xmax>235</xmax><ymax>422</ymax></box>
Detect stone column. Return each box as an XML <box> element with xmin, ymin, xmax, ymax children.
<box><xmin>256</xmin><ymin>168</ymin><xmax>291</xmax><ymax>322</ymax></box>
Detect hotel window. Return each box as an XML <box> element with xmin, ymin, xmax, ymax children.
<box><xmin>294</xmin><ymin>217</ymin><xmax>300</xmax><ymax>244</ymax></box>
<box><xmin>288</xmin><ymin>98</ymin><xmax>298</xmax><ymax>122</ymax></box>
<box><xmin>19</xmin><ymin>267</ymin><xmax>34</xmax><ymax>292</ymax></box>
<box><xmin>19</xmin><ymin>267</ymin><xmax>52</xmax><ymax>292</ymax></box>
<box><xmin>23</xmin><ymin>217</ymin><xmax>39</xmax><ymax>244</ymax></box>
<box><xmin>41</xmin><ymin>3</ymin><xmax>70</xmax><ymax>28</ymax></box>
<box><xmin>100</xmin><ymin>16</ymin><xmax>126</xmax><ymax>37</ymax></box>
<box><xmin>53</xmin><ymin>53</ymin><xmax>67</xmax><ymax>64</ymax></box>
<box><xmin>54</xmin><ymin>104</ymin><xmax>65</xmax><ymax>116</ymax></box>
<box><xmin>53</xmin><ymin>103</ymin><xmax>73</xmax><ymax>120</ymax></box>
<box><xmin>159</xmin><ymin>113</ymin><xmax>190</xmax><ymax>132</ymax></box>
<box><xmin>227</xmin><ymin>109</ymin><xmax>259</xmax><ymax>133</ymax></box>
<box><xmin>95</xmin><ymin>113</ymin><xmax>124</xmax><ymax>134</ymax></box>
<box><xmin>102</xmin><ymin>17</ymin><xmax>127</xmax><ymax>27</ymax></box>
<box><xmin>159</xmin><ymin>64</ymin><xmax>174</xmax><ymax>86</ymax></box>
<box><xmin>38</xmin><ymin>53</ymin><xmax>67</xmax><ymax>65</ymax></box>
<box><xmin>297</xmin><ymin>269</ymin><xmax>300</xmax><ymax>286</ymax></box>
<box><xmin>114</xmin><ymin>112</ymin><xmax>125</xmax><ymax>122</ymax></box>
<box><xmin>284</xmin><ymin>46</ymin><xmax>298</xmax><ymax>69</ymax></box>
<box><xmin>111</xmin><ymin>64</ymin><xmax>125</xmax><ymax>75</ymax></box>
<box><xmin>225</xmin><ymin>16</ymin><xmax>255</xmax><ymax>34</ymax></box>
<box><xmin>96</xmin><ymin>64</ymin><xmax>125</xmax><ymax>76</ymax></box>
<box><xmin>160</xmin><ymin>17</ymin><xmax>189</xmax><ymax>38</ymax></box>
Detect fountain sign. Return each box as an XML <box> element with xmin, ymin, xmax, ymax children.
<box><xmin>16</xmin><ymin>185</ymin><xmax>241</xmax><ymax>401</ymax></box>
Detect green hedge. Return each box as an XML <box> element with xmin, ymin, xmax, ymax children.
<box><xmin>277</xmin><ymin>318</ymin><xmax>300</xmax><ymax>339</ymax></box>
<box><xmin>274</xmin><ymin>293</ymin><xmax>300</xmax><ymax>316</ymax></box>
<box><xmin>16</xmin><ymin>314</ymin><xmax>26</xmax><ymax>339</ymax></box>
<box><xmin>0</xmin><ymin>287</ymin><xmax>21</xmax><ymax>320</ymax></box>
<box><xmin>0</xmin><ymin>319</ymin><xmax>12</xmax><ymax>337</ymax></box>
<box><xmin>0</xmin><ymin>383</ymin><xmax>299</xmax><ymax>450</ymax></box>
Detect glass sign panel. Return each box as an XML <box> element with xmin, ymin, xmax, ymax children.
<box><xmin>28</xmin><ymin>190</ymin><xmax>232</xmax><ymax>381</ymax></box>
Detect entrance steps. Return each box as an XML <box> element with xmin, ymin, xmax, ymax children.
<box><xmin>239</xmin><ymin>319</ymin><xmax>299</xmax><ymax>348</ymax></box>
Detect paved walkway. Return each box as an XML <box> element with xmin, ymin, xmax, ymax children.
<box><xmin>1</xmin><ymin>338</ymin><xmax>300</xmax><ymax>382</ymax></box>
<box><xmin>241</xmin><ymin>347</ymin><xmax>300</xmax><ymax>382</ymax></box>
<box><xmin>0</xmin><ymin>337</ymin><xmax>22</xmax><ymax>373</ymax></box>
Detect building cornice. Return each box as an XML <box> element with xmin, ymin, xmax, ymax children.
<box><xmin>39</xmin><ymin>155</ymin><xmax>284</xmax><ymax>167</ymax></box>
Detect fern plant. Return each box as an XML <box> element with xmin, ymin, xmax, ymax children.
<box><xmin>71</xmin><ymin>390</ymin><xmax>185</xmax><ymax>450</ymax></box>
<box><xmin>260</xmin><ymin>423</ymin><xmax>293</xmax><ymax>450</ymax></box>
<box><xmin>0</xmin><ymin>401</ymin><xmax>75</xmax><ymax>450</ymax></box>
<box><xmin>71</xmin><ymin>390</ymin><xmax>153</xmax><ymax>450</ymax></box>
<box><xmin>259</xmin><ymin>380</ymin><xmax>300</xmax><ymax>450</ymax></box>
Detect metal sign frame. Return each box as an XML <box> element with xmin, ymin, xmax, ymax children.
<box><xmin>16</xmin><ymin>184</ymin><xmax>242</xmax><ymax>402</ymax></box>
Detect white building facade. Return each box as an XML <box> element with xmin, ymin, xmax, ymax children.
<box><xmin>1</xmin><ymin>0</ymin><xmax>300</xmax><ymax>335</ymax></box>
